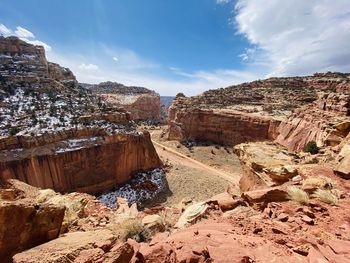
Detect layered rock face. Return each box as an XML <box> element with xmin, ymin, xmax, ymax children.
<box><xmin>85</xmin><ymin>81</ymin><xmax>161</xmax><ymax>121</ymax></box>
<box><xmin>0</xmin><ymin>36</ymin><xmax>162</xmax><ymax>194</ymax></box>
<box><xmin>168</xmin><ymin>73</ymin><xmax>350</xmax><ymax>150</ymax></box>
<box><xmin>168</xmin><ymin>108</ymin><xmax>280</xmax><ymax>145</ymax></box>
<box><xmin>0</xmin><ymin>130</ymin><xmax>161</xmax><ymax>194</ymax></box>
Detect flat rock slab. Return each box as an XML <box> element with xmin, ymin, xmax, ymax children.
<box><xmin>13</xmin><ymin>229</ymin><xmax>118</xmax><ymax>263</ymax></box>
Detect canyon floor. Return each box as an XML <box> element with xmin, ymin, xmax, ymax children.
<box><xmin>145</xmin><ymin>125</ymin><xmax>242</xmax><ymax>207</ymax></box>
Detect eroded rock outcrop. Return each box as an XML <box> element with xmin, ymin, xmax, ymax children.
<box><xmin>168</xmin><ymin>73</ymin><xmax>350</xmax><ymax>151</ymax></box>
<box><xmin>0</xmin><ymin>181</ymin><xmax>66</xmax><ymax>262</ymax></box>
<box><xmin>85</xmin><ymin>81</ymin><xmax>161</xmax><ymax>121</ymax></box>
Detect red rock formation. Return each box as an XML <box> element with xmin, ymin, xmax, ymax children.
<box><xmin>86</xmin><ymin>82</ymin><xmax>161</xmax><ymax>121</ymax></box>
<box><xmin>168</xmin><ymin>73</ymin><xmax>350</xmax><ymax>151</ymax></box>
<box><xmin>0</xmin><ymin>182</ymin><xmax>65</xmax><ymax>262</ymax></box>
<box><xmin>100</xmin><ymin>93</ymin><xmax>161</xmax><ymax>121</ymax></box>
<box><xmin>168</xmin><ymin>108</ymin><xmax>280</xmax><ymax>145</ymax></box>
<box><xmin>0</xmin><ymin>130</ymin><xmax>161</xmax><ymax>194</ymax></box>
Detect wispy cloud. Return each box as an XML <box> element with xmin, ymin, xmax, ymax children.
<box><xmin>78</xmin><ymin>63</ymin><xmax>99</xmax><ymax>70</ymax></box>
<box><xmin>0</xmin><ymin>23</ymin><xmax>11</xmax><ymax>35</ymax></box>
<box><xmin>234</xmin><ymin>0</ymin><xmax>350</xmax><ymax>76</ymax></box>
<box><xmin>15</xmin><ymin>26</ymin><xmax>34</xmax><ymax>38</ymax></box>
<box><xmin>0</xmin><ymin>23</ymin><xmax>52</xmax><ymax>51</ymax></box>
<box><xmin>216</xmin><ymin>0</ymin><xmax>231</xmax><ymax>4</ymax></box>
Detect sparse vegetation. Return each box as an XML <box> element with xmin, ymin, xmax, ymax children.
<box><xmin>158</xmin><ymin>209</ymin><xmax>177</xmax><ymax>230</ymax></box>
<box><xmin>287</xmin><ymin>186</ymin><xmax>309</xmax><ymax>205</ymax></box>
<box><xmin>119</xmin><ymin>217</ymin><xmax>150</xmax><ymax>242</ymax></box>
<box><xmin>303</xmin><ymin>141</ymin><xmax>319</xmax><ymax>155</ymax></box>
<box><xmin>312</xmin><ymin>189</ymin><xmax>338</xmax><ymax>206</ymax></box>
<box><xmin>9</xmin><ymin>127</ymin><xmax>20</xmax><ymax>136</ymax></box>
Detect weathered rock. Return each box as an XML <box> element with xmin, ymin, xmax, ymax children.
<box><xmin>334</xmin><ymin>143</ymin><xmax>350</xmax><ymax>179</ymax></box>
<box><xmin>137</xmin><ymin>221</ymin><xmax>305</xmax><ymax>262</ymax></box>
<box><xmin>12</xmin><ymin>229</ymin><xmax>119</xmax><ymax>263</ymax></box>
<box><xmin>168</xmin><ymin>108</ymin><xmax>280</xmax><ymax>145</ymax></box>
<box><xmin>86</xmin><ymin>82</ymin><xmax>161</xmax><ymax>121</ymax></box>
<box><xmin>168</xmin><ymin>73</ymin><xmax>350</xmax><ymax>150</ymax></box>
<box><xmin>206</xmin><ymin>192</ymin><xmax>240</xmax><ymax>211</ymax></box>
<box><xmin>241</xmin><ymin>186</ymin><xmax>288</xmax><ymax>204</ymax></box>
<box><xmin>0</xmin><ymin>189</ymin><xmax>65</xmax><ymax>262</ymax></box>
<box><xmin>234</xmin><ymin>142</ymin><xmax>298</xmax><ymax>192</ymax></box>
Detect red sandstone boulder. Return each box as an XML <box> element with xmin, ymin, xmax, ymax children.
<box><xmin>206</xmin><ymin>192</ymin><xmax>241</xmax><ymax>211</ymax></box>
<box><xmin>241</xmin><ymin>186</ymin><xmax>288</xmax><ymax>204</ymax></box>
<box><xmin>0</xmin><ymin>195</ymin><xmax>65</xmax><ymax>262</ymax></box>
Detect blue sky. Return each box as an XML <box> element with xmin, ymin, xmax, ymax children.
<box><xmin>1</xmin><ymin>0</ymin><xmax>350</xmax><ymax>95</ymax></box>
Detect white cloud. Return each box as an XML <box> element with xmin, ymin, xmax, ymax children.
<box><xmin>0</xmin><ymin>24</ymin><xmax>51</xmax><ymax>51</ymax></box>
<box><xmin>112</xmin><ymin>56</ymin><xmax>119</xmax><ymax>62</ymax></box>
<box><xmin>78</xmin><ymin>63</ymin><xmax>99</xmax><ymax>70</ymax></box>
<box><xmin>216</xmin><ymin>0</ymin><xmax>231</xmax><ymax>4</ymax></box>
<box><xmin>15</xmin><ymin>26</ymin><xmax>35</xmax><ymax>38</ymax></box>
<box><xmin>234</xmin><ymin>0</ymin><xmax>350</xmax><ymax>76</ymax></box>
<box><xmin>0</xmin><ymin>24</ymin><xmax>12</xmax><ymax>35</ymax></box>
<box><xmin>20</xmin><ymin>38</ymin><xmax>52</xmax><ymax>52</ymax></box>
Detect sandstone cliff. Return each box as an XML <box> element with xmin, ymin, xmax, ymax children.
<box><xmin>168</xmin><ymin>73</ymin><xmax>350</xmax><ymax>151</ymax></box>
<box><xmin>85</xmin><ymin>81</ymin><xmax>161</xmax><ymax>121</ymax></box>
<box><xmin>0</xmin><ymin>129</ymin><xmax>161</xmax><ymax>194</ymax></box>
<box><xmin>0</xmin><ymin>36</ymin><xmax>162</xmax><ymax>194</ymax></box>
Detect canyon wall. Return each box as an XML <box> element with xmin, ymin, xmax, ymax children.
<box><xmin>168</xmin><ymin>73</ymin><xmax>350</xmax><ymax>151</ymax></box>
<box><xmin>0</xmin><ymin>130</ymin><xmax>161</xmax><ymax>194</ymax></box>
<box><xmin>168</xmin><ymin>108</ymin><xmax>280</xmax><ymax>145</ymax></box>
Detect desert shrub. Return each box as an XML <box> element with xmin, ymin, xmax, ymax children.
<box><xmin>119</xmin><ymin>217</ymin><xmax>150</xmax><ymax>242</ymax></box>
<box><xmin>9</xmin><ymin>127</ymin><xmax>20</xmax><ymax>136</ymax></box>
<box><xmin>312</xmin><ymin>189</ymin><xmax>338</xmax><ymax>205</ymax></box>
<box><xmin>158</xmin><ymin>210</ymin><xmax>177</xmax><ymax>230</ymax></box>
<box><xmin>287</xmin><ymin>186</ymin><xmax>309</xmax><ymax>205</ymax></box>
<box><xmin>304</xmin><ymin>141</ymin><xmax>319</xmax><ymax>155</ymax></box>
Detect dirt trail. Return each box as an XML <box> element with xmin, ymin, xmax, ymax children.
<box><xmin>152</xmin><ymin>140</ymin><xmax>240</xmax><ymax>185</ymax></box>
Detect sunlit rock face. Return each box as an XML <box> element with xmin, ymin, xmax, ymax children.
<box><xmin>0</xmin><ymin>36</ymin><xmax>162</xmax><ymax>194</ymax></box>
<box><xmin>84</xmin><ymin>81</ymin><xmax>161</xmax><ymax>121</ymax></box>
<box><xmin>168</xmin><ymin>73</ymin><xmax>350</xmax><ymax>151</ymax></box>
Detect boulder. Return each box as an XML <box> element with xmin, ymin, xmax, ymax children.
<box><xmin>12</xmin><ymin>229</ymin><xmax>119</xmax><ymax>263</ymax></box>
<box><xmin>241</xmin><ymin>186</ymin><xmax>288</xmax><ymax>204</ymax></box>
<box><xmin>334</xmin><ymin>143</ymin><xmax>350</xmax><ymax>179</ymax></box>
<box><xmin>206</xmin><ymin>192</ymin><xmax>241</xmax><ymax>211</ymax></box>
<box><xmin>0</xmin><ymin>198</ymin><xmax>65</xmax><ymax>262</ymax></box>
<box><xmin>234</xmin><ymin>142</ymin><xmax>298</xmax><ymax>192</ymax></box>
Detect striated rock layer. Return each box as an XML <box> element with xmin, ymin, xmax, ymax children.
<box><xmin>0</xmin><ymin>130</ymin><xmax>161</xmax><ymax>194</ymax></box>
<box><xmin>168</xmin><ymin>73</ymin><xmax>350</xmax><ymax>151</ymax></box>
<box><xmin>85</xmin><ymin>81</ymin><xmax>161</xmax><ymax>121</ymax></box>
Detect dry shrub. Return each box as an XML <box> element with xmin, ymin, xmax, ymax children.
<box><xmin>287</xmin><ymin>186</ymin><xmax>309</xmax><ymax>205</ymax></box>
<box><xmin>312</xmin><ymin>189</ymin><xmax>338</xmax><ymax>206</ymax></box>
<box><xmin>119</xmin><ymin>217</ymin><xmax>150</xmax><ymax>242</ymax></box>
<box><xmin>158</xmin><ymin>210</ymin><xmax>177</xmax><ymax>230</ymax></box>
